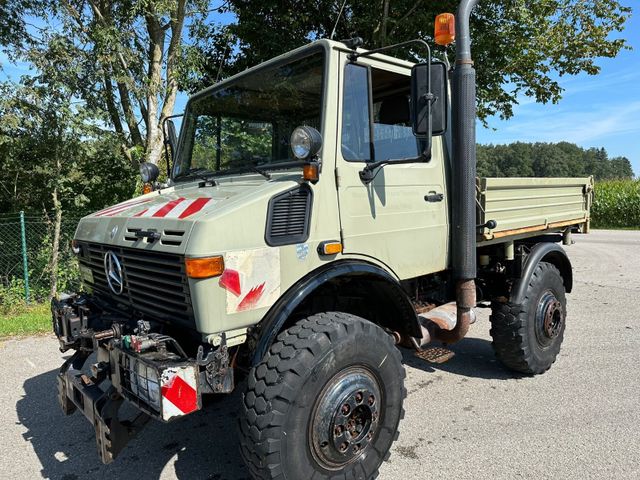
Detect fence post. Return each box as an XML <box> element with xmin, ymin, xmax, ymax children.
<box><xmin>19</xmin><ymin>211</ymin><xmax>30</xmax><ymax>304</ymax></box>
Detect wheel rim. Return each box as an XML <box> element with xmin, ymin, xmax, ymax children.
<box><xmin>535</xmin><ymin>290</ymin><xmax>564</xmax><ymax>347</ymax></box>
<box><xmin>309</xmin><ymin>366</ymin><xmax>382</xmax><ymax>470</ymax></box>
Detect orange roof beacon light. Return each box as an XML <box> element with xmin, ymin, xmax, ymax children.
<box><xmin>435</xmin><ymin>13</ymin><xmax>456</xmax><ymax>46</ymax></box>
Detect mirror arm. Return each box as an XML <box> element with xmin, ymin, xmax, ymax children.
<box><xmin>359</xmin><ymin>152</ymin><xmax>430</xmax><ymax>185</ymax></box>
<box><xmin>349</xmin><ymin>39</ymin><xmax>431</xmax><ymax>64</ymax></box>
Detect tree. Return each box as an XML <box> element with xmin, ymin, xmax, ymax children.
<box><xmin>2</xmin><ymin>0</ymin><xmax>213</xmax><ymax>166</ymax></box>
<box><xmin>200</xmin><ymin>0</ymin><xmax>631</xmax><ymax>122</ymax></box>
<box><xmin>476</xmin><ymin>142</ymin><xmax>635</xmax><ymax>180</ymax></box>
<box><xmin>0</xmin><ymin>78</ymin><xmax>138</xmax><ymax>297</ymax></box>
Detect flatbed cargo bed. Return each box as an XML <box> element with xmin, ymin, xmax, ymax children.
<box><xmin>477</xmin><ymin>177</ymin><xmax>594</xmax><ymax>245</ymax></box>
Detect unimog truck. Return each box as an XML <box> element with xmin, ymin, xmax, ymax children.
<box><xmin>52</xmin><ymin>1</ymin><xmax>593</xmax><ymax>478</ymax></box>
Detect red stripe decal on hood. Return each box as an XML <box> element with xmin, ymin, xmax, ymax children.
<box><xmin>152</xmin><ymin>197</ymin><xmax>186</xmax><ymax>217</ymax></box>
<box><xmin>95</xmin><ymin>198</ymin><xmax>150</xmax><ymax>217</ymax></box>
<box><xmin>178</xmin><ymin>198</ymin><xmax>211</xmax><ymax>219</ymax></box>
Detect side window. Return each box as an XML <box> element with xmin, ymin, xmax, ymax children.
<box><xmin>341</xmin><ymin>64</ymin><xmax>372</xmax><ymax>161</ymax></box>
<box><xmin>371</xmin><ymin>68</ymin><xmax>421</xmax><ymax>161</ymax></box>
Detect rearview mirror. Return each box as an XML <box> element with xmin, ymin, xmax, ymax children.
<box><xmin>166</xmin><ymin>119</ymin><xmax>178</xmax><ymax>158</ymax></box>
<box><xmin>410</xmin><ymin>63</ymin><xmax>432</xmax><ymax>140</ymax></box>
<box><xmin>162</xmin><ymin>116</ymin><xmax>181</xmax><ymax>179</ymax></box>
<box><xmin>411</xmin><ymin>61</ymin><xmax>449</xmax><ymax>139</ymax></box>
<box><xmin>430</xmin><ymin>61</ymin><xmax>448</xmax><ymax>135</ymax></box>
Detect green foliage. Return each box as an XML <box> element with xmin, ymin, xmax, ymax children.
<box><xmin>193</xmin><ymin>0</ymin><xmax>631</xmax><ymax>122</ymax></box>
<box><xmin>0</xmin><ymin>81</ymin><xmax>137</xmax><ymax>215</ymax></box>
<box><xmin>0</xmin><ymin>278</ymin><xmax>30</xmax><ymax>314</ymax></box>
<box><xmin>2</xmin><ymin>0</ymin><xmax>213</xmax><ymax>165</ymax></box>
<box><xmin>592</xmin><ymin>179</ymin><xmax>640</xmax><ymax>229</ymax></box>
<box><xmin>477</xmin><ymin>142</ymin><xmax>634</xmax><ymax>180</ymax></box>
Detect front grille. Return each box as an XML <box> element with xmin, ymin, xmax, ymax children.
<box><xmin>78</xmin><ymin>242</ymin><xmax>194</xmax><ymax>327</ymax></box>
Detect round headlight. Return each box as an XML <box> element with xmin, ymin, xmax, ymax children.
<box><xmin>290</xmin><ymin>126</ymin><xmax>322</xmax><ymax>160</ymax></box>
<box><xmin>139</xmin><ymin>162</ymin><xmax>160</xmax><ymax>184</ymax></box>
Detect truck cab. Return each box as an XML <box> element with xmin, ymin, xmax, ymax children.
<box><xmin>52</xmin><ymin>5</ymin><xmax>592</xmax><ymax>478</ymax></box>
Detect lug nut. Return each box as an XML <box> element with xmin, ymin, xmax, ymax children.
<box><xmin>355</xmin><ymin>391</ymin><xmax>363</xmax><ymax>403</ymax></box>
<box><xmin>334</xmin><ymin>425</ymin><xmax>343</xmax><ymax>436</ymax></box>
<box><xmin>340</xmin><ymin>442</ymin><xmax>348</xmax><ymax>452</ymax></box>
<box><xmin>341</xmin><ymin>403</ymin><xmax>351</xmax><ymax>415</ymax></box>
<box><xmin>368</xmin><ymin>395</ymin><xmax>375</xmax><ymax>406</ymax></box>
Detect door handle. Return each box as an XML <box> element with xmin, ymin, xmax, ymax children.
<box><xmin>424</xmin><ymin>192</ymin><xmax>444</xmax><ymax>203</ymax></box>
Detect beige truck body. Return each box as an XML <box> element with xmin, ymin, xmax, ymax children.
<box><xmin>73</xmin><ymin>39</ymin><xmax>593</xmax><ymax>345</ymax></box>
<box><xmin>477</xmin><ymin>176</ymin><xmax>593</xmax><ymax>245</ymax></box>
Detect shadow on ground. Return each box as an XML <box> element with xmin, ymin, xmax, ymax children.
<box><xmin>16</xmin><ymin>337</ymin><xmax>515</xmax><ymax>480</ymax></box>
<box><xmin>401</xmin><ymin>337</ymin><xmax>521</xmax><ymax>381</ymax></box>
<box><xmin>17</xmin><ymin>367</ymin><xmax>251</xmax><ymax>480</ymax></box>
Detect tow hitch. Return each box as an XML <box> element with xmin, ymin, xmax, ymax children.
<box><xmin>58</xmin><ymin>351</ymin><xmax>150</xmax><ymax>464</ymax></box>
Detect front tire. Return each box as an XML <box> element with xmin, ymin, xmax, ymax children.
<box><xmin>490</xmin><ymin>262</ymin><xmax>567</xmax><ymax>374</ymax></box>
<box><xmin>239</xmin><ymin>312</ymin><xmax>406</xmax><ymax>480</ymax></box>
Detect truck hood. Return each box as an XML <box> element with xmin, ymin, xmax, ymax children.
<box><xmin>75</xmin><ymin>176</ymin><xmax>300</xmax><ymax>254</ymax></box>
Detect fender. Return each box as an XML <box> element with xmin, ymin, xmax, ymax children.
<box><xmin>511</xmin><ymin>242</ymin><xmax>573</xmax><ymax>305</ymax></box>
<box><xmin>251</xmin><ymin>259</ymin><xmax>420</xmax><ymax>366</ymax></box>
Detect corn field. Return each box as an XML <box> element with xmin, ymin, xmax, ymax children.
<box><xmin>592</xmin><ymin>179</ymin><xmax>640</xmax><ymax>229</ymax></box>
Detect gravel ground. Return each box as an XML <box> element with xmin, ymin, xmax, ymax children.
<box><xmin>1</xmin><ymin>230</ymin><xmax>639</xmax><ymax>480</ymax></box>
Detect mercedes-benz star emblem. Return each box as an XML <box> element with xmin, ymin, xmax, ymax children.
<box><xmin>104</xmin><ymin>251</ymin><xmax>124</xmax><ymax>295</ymax></box>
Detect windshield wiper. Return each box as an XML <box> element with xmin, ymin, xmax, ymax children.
<box><xmin>175</xmin><ymin>168</ymin><xmax>218</xmax><ymax>185</ymax></box>
<box><xmin>251</xmin><ymin>166</ymin><xmax>271</xmax><ymax>180</ymax></box>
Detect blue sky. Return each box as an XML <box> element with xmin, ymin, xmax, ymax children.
<box><xmin>2</xmin><ymin>8</ymin><xmax>637</xmax><ymax>175</ymax></box>
<box><xmin>477</xmin><ymin>10</ymin><xmax>640</xmax><ymax>176</ymax></box>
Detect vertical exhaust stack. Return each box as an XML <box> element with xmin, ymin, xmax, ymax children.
<box><xmin>438</xmin><ymin>0</ymin><xmax>479</xmax><ymax>344</ymax></box>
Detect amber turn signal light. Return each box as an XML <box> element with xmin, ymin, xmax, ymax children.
<box><xmin>435</xmin><ymin>13</ymin><xmax>455</xmax><ymax>46</ymax></box>
<box><xmin>303</xmin><ymin>163</ymin><xmax>319</xmax><ymax>182</ymax></box>
<box><xmin>318</xmin><ymin>241</ymin><xmax>343</xmax><ymax>256</ymax></box>
<box><xmin>142</xmin><ymin>183</ymin><xmax>153</xmax><ymax>194</ymax></box>
<box><xmin>185</xmin><ymin>256</ymin><xmax>225</xmax><ymax>278</ymax></box>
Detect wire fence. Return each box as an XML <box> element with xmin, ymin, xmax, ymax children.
<box><xmin>0</xmin><ymin>212</ymin><xmax>82</xmax><ymax>309</ymax></box>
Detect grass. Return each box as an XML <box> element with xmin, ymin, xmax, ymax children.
<box><xmin>0</xmin><ymin>303</ymin><xmax>51</xmax><ymax>338</ymax></box>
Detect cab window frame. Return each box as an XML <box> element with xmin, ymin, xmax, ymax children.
<box><xmin>341</xmin><ymin>60</ymin><xmax>423</xmax><ymax>164</ymax></box>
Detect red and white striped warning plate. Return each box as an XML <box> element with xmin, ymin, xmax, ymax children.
<box><xmin>160</xmin><ymin>366</ymin><xmax>199</xmax><ymax>421</ymax></box>
<box><xmin>94</xmin><ymin>197</ymin><xmax>213</xmax><ymax>220</ymax></box>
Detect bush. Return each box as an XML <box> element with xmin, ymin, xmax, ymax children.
<box><xmin>0</xmin><ymin>278</ymin><xmax>29</xmax><ymax>314</ymax></box>
<box><xmin>592</xmin><ymin>179</ymin><xmax>640</xmax><ymax>229</ymax></box>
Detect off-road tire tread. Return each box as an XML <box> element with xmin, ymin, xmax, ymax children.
<box><xmin>489</xmin><ymin>262</ymin><xmax>565</xmax><ymax>375</ymax></box>
<box><xmin>239</xmin><ymin>312</ymin><xmax>406</xmax><ymax>480</ymax></box>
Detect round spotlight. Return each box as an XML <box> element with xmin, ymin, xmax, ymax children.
<box><xmin>290</xmin><ymin>126</ymin><xmax>322</xmax><ymax>160</ymax></box>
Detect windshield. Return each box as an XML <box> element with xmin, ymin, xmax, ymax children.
<box><xmin>174</xmin><ymin>50</ymin><xmax>325</xmax><ymax>180</ymax></box>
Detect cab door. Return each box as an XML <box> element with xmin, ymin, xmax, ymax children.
<box><xmin>336</xmin><ymin>54</ymin><xmax>449</xmax><ymax>279</ymax></box>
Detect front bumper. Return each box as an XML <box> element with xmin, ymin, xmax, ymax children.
<box><xmin>53</xmin><ymin>293</ymin><xmax>233</xmax><ymax>463</ymax></box>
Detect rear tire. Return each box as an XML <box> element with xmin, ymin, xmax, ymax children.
<box><xmin>490</xmin><ymin>262</ymin><xmax>567</xmax><ymax>374</ymax></box>
<box><xmin>239</xmin><ymin>312</ymin><xmax>406</xmax><ymax>480</ymax></box>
